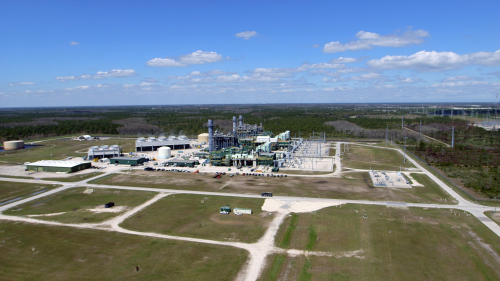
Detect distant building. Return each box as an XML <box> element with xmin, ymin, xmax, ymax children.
<box><xmin>109</xmin><ymin>157</ymin><xmax>146</xmax><ymax>165</ymax></box>
<box><xmin>25</xmin><ymin>161</ymin><xmax>91</xmax><ymax>173</ymax></box>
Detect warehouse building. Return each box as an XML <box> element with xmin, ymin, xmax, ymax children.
<box><xmin>109</xmin><ymin>157</ymin><xmax>147</xmax><ymax>165</ymax></box>
<box><xmin>25</xmin><ymin>161</ymin><xmax>91</xmax><ymax>173</ymax></box>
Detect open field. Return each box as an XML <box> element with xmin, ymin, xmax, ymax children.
<box><xmin>0</xmin><ymin>221</ymin><xmax>247</xmax><ymax>280</ymax></box>
<box><xmin>343</xmin><ymin>144</ymin><xmax>416</xmax><ymax>171</ymax></box>
<box><xmin>0</xmin><ymin>138</ymin><xmax>136</xmax><ymax>164</ymax></box>
<box><xmin>264</xmin><ymin>204</ymin><xmax>500</xmax><ymax>280</ymax></box>
<box><xmin>41</xmin><ymin>172</ymin><xmax>104</xmax><ymax>182</ymax></box>
<box><xmin>5</xmin><ymin>187</ymin><xmax>156</xmax><ymax>224</ymax></box>
<box><xmin>0</xmin><ymin>182</ymin><xmax>60</xmax><ymax>203</ymax></box>
<box><xmin>121</xmin><ymin>194</ymin><xmax>273</xmax><ymax>243</ymax></box>
<box><xmin>92</xmin><ymin>170</ymin><xmax>454</xmax><ymax>204</ymax></box>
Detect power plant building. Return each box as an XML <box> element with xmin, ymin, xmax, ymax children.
<box><xmin>135</xmin><ymin>136</ymin><xmax>190</xmax><ymax>152</ymax></box>
<box><xmin>25</xmin><ymin>161</ymin><xmax>91</xmax><ymax>173</ymax></box>
<box><xmin>87</xmin><ymin>145</ymin><xmax>121</xmax><ymax>160</ymax></box>
<box><xmin>109</xmin><ymin>157</ymin><xmax>147</xmax><ymax>165</ymax></box>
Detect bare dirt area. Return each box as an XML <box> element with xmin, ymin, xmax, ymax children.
<box><xmin>94</xmin><ymin>170</ymin><xmax>452</xmax><ymax>203</ymax></box>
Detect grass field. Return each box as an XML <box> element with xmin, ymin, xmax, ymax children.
<box><xmin>41</xmin><ymin>172</ymin><xmax>104</xmax><ymax>182</ymax></box>
<box><xmin>343</xmin><ymin>145</ymin><xmax>416</xmax><ymax>170</ymax></box>
<box><xmin>91</xmin><ymin>170</ymin><xmax>454</xmax><ymax>204</ymax></box>
<box><xmin>263</xmin><ymin>204</ymin><xmax>500</xmax><ymax>280</ymax></box>
<box><xmin>0</xmin><ymin>221</ymin><xmax>247</xmax><ymax>280</ymax></box>
<box><xmin>121</xmin><ymin>194</ymin><xmax>273</xmax><ymax>243</ymax></box>
<box><xmin>0</xmin><ymin>138</ymin><xmax>136</xmax><ymax>164</ymax></box>
<box><xmin>0</xmin><ymin>181</ymin><xmax>59</xmax><ymax>203</ymax></box>
<box><xmin>5</xmin><ymin>187</ymin><xmax>156</xmax><ymax>223</ymax></box>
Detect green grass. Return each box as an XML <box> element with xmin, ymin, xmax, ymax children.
<box><xmin>279</xmin><ymin>214</ymin><xmax>299</xmax><ymax>248</ymax></box>
<box><xmin>267</xmin><ymin>204</ymin><xmax>500</xmax><ymax>280</ymax></box>
<box><xmin>91</xmin><ymin>170</ymin><xmax>454</xmax><ymax>204</ymax></box>
<box><xmin>5</xmin><ymin>187</ymin><xmax>156</xmax><ymax>223</ymax></box>
<box><xmin>343</xmin><ymin>145</ymin><xmax>416</xmax><ymax>170</ymax></box>
<box><xmin>42</xmin><ymin>172</ymin><xmax>104</xmax><ymax>182</ymax></box>
<box><xmin>0</xmin><ymin>181</ymin><xmax>59</xmax><ymax>203</ymax></box>
<box><xmin>120</xmin><ymin>194</ymin><xmax>273</xmax><ymax>243</ymax></box>
<box><xmin>0</xmin><ymin>221</ymin><xmax>247</xmax><ymax>280</ymax></box>
<box><xmin>0</xmin><ymin>138</ymin><xmax>136</xmax><ymax>164</ymax></box>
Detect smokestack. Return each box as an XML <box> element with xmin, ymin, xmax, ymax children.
<box><xmin>232</xmin><ymin>116</ymin><xmax>237</xmax><ymax>135</ymax></box>
<box><xmin>239</xmin><ymin>115</ymin><xmax>243</xmax><ymax>127</ymax></box>
<box><xmin>208</xmin><ymin>119</ymin><xmax>214</xmax><ymax>152</ymax></box>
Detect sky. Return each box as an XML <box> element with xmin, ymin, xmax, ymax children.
<box><xmin>1</xmin><ymin>0</ymin><xmax>500</xmax><ymax>107</ymax></box>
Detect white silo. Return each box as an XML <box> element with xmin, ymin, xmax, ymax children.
<box><xmin>158</xmin><ymin>147</ymin><xmax>171</xmax><ymax>159</ymax></box>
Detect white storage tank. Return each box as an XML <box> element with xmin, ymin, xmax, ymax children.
<box><xmin>158</xmin><ymin>147</ymin><xmax>171</xmax><ymax>159</ymax></box>
<box><xmin>3</xmin><ymin>140</ymin><xmax>24</xmax><ymax>150</ymax></box>
<box><xmin>198</xmin><ymin>133</ymin><xmax>209</xmax><ymax>143</ymax></box>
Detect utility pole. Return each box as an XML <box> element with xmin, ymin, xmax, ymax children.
<box><xmin>403</xmin><ymin>132</ymin><xmax>407</xmax><ymax>163</ymax></box>
<box><xmin>451</xmin><ymin>126</ymin><xmax>455</xmax><ymax>149</ymax></box>
<box><xmin>386</xmin><ymin>124</ymin><xmax>388</xmax><ymax>146</ymax></box>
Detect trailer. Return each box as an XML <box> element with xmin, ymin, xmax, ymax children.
<box><xmin>233</xmin><ymin>208</ymin><xmax>252</xmax><ymax>215</ymax></box>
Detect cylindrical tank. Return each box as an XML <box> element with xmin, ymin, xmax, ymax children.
<box><xmin>232</xmin><ymin>116</ymin><xmax>237</xmax><ymax>134</ymax></box>
<box><xmin>3</xmin><ymin>140</ymin><xmax>24</xmax><ymax>150</ymax></box>
<box><xmin>198</xmin><ymin>133</ymin><xmax>209</xmax><ymax>142</ymax></box>
<box><xmin>158</xmin><ymin>147</ymin><xmax>171</xmax><ymax>159</ymax></box>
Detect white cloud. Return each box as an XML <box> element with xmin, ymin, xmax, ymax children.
<box><xmin>140</xmin><ymin>82</ymin><xmax>155</xmax><ymax>86</ymax></box>
<box><xmin>323</xmin><ymin>29</ymin><xmax>430</xmax><ymax>53</ymax></box>
<box><xmin>432</xmin><ymin>80</ymin><xmax>489</xmax><ymax>87</ymax></box>
<box><xmin>248</xmin><ymin>67</ymin><xmax>307</xmax><ymax>77</ymax></box>
<box><xmin>396</xmin><ymin>76</ymin><xmax>424</xmax><ymax>83</ymax></box>
<box><xmin>312</xmin><ymin>44</ymin><xmax>321</xmax><ymax>48</ymax></box>
<box><xmin>70</xmin><ymin>41</ymin><xmax>79</xmax><ymax>45</ymax></box>
<box><xmin>442</xmin><ymin>75</ymin><xmax>479</xmax><ymax>82</ymax></box>
<box><xmin>487</xmin><ymin>70</ymin><xmax>500</xmax><ymax>78</ymax></box>
<box><xmin>302</xmin><ymin>63</ymin><xmax>346</xmax><ymax>69</ymax></box>
<box><xmin>9</xmin><ymin>82</ymin><xmax>34</xmax><ymax>86</ymax></box>
<box><xmin>56</xmin><ymin>69</ymin><xmax>136</xmax><ymax>81</ymax></box>
<box><xmin>367</xmin><ymin>50</ymin><xmax>500</xmax><ymax>71</ymax></box>
<box><xmin>217</xmin><ymin>74</ymin><xmax>241</xmax><ymax>82</ymax></box>
<box><xmin>94</xmin><ymin>69</ymin><xmax>136</xmax><ymax>78</ymax></box>
<box><xmin>329</xmin><ymin>57</ymin><xmax>363</xmax><ymax>63</ymax></box>
<box><xmin>65</xmin><ymin>85</ymin><xmax>90</xmax><ymax>90</ymax></box>
<box><xmin>323</xmin><ymin>87</ymin><xmax>352</xmax><ymax>91</ymax></box>
<box><xmin>235</xmin><ymin>31</ymin><xmax>258</xmax><ymax>39</ymax></box>
<box><xmin>351</xmin><ymin>72</ymin><xmax>386</xmax><ymax>81</ymax></box>
<box><xmin>147</xmin><ymin>50</ymin><xmax>223</xmax><ymax>67</ymax></box>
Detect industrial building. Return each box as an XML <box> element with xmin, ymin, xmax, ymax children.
<box><xmin>87</xmin><ymin>145</ymin><xmax>121</xmax><ymax>160</ymax></box>
<box><xmin>25</xmin><ymin>161</ymin><xmax>91</xmax><ymax>173</ymax></box>
<box><xmin>109</xmin><ymin>157</ymin><xmax>147</xmax><ymax>165</ymax></box>
<box><xmin>135</xmin><ymin>136</ymin><xmax>190</xmax><ymax>152</ymax></box>
<box><xmin>3</xmin><ymin>140</ymin><xmax>24</xmax><ymax>150</ymax></box>
<box><xmin>165</xmin><ymin>159</ymin><xmax>199</xmax><ymax>167</ymax></box>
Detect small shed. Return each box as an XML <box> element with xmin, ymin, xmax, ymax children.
<box><xmin>220</xmin><ymin>204</ymin><xmax>231</xmax><ymax>214</ymax></box>
<box><xmin>233</xmin><ymin>208</ymin><xmax>252</xmax><ymax>215</ymax></box>
<box><xmin>110</xmin><ymin>157</ymin><xmax>146</xmax><ymax>165</ymax></box>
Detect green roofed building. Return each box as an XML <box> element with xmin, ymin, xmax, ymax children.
<box><xmin>24</xmin><ymin>161</ymin><xmax>91</xmax><ymax>173</ymax></box>
<box><xmin>109</xmin><ymin>157</ymin><xmax>147</xmax><ymax>165</ymax></box>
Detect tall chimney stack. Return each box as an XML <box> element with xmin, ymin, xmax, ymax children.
<box><xmin>232</xmin><ymin>116</ymin><xmax>237</xmax><ymax>135</ymax></box>
<box><xmin>208</xmin><ymin>119</ymin><xmax>214</xmax><ymax>152</ymax></box>
<box><xmin>239</xmin><ymin>115</ymin><xmax>243</xmax><ymax>127</ymax></box>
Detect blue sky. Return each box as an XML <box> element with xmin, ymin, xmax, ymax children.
<box><xmin>1</xmin><ymin>0</ymin><xmax>499</xmax><ymax>107</ymax></box>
